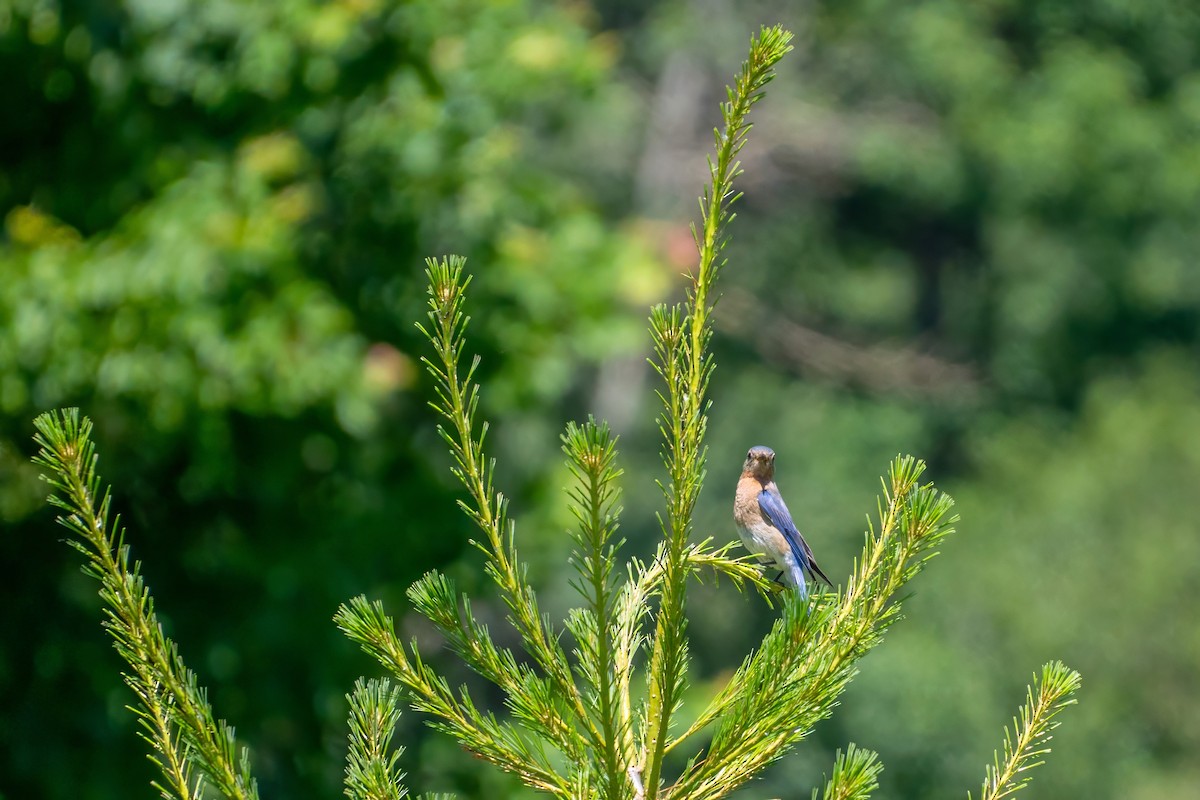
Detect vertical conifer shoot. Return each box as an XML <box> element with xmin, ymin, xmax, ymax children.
<box><xmin>638</xmin><ymin>23</ymin><xmax>798</xmax><ymax>799</ymax></box>
<box><xmin>31</xmin><ymin>23</ymin><xmax>1082</xmax><ymax>800</ymax></box>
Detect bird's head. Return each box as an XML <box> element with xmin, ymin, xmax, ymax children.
<box><xmin>743</xmin><ymin>445</ymin><xmax>776</xmax><ymax>481</ymax></box>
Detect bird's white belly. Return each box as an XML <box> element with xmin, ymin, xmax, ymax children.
<box><xmin>736</xmin><ymin>521</ymin><xmax>781</xmax><ymax>564</ymax></box>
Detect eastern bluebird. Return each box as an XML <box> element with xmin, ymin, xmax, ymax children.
<box><xmin>734</xmin><ymin>445</ymin><xmax>832</xmax><ymax>598</ymax></box>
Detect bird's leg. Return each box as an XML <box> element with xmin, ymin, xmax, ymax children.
<box><xmin>766</xmin><ymin>571</ymin><xmax>788</xmax><ymax>594</ymax></box>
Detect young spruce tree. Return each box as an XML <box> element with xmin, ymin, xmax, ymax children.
<box><xmin>32</xmin><ymin>25</ymin><xmax>1081</xmax><ymax>800</ymax></box>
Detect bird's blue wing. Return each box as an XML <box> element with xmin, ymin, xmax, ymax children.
<box><xmin>758</xmin><ymin>488</ymin><xmax>832</xmax><ymax>586</ymax></box>
<box><xmin>757</xmin><ymin>488</ymin><xmax>811</xmax><ymax>572</ymax></box>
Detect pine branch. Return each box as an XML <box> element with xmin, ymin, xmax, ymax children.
<box><xmin>681</xmin><ymin>538</ymin><xmax>780</xmax><ymax>599</ymax></box>
<box><xmin>609</xmin><ymin>538</ymin><xmax>775</xmax><ymax>773</ymax></box>
<box><xmin>972</xmin><ymin>661</ymin><xmax>1082</xmax><ymax>800</ymax></box>
<box><xmin>639</xmin><ymin>26</ymin><xmax>794</xmax><ymax>800</ymax></box>
<box><xmin>31</xmin><ymin>409</ymin><xmax>258</xmax><ymax>800</ymax></box>
<box><xmin>562</xmin><ymin>418</ymin><xmax>626</xmax><ymax>799</ymax></box>
<box><xmin>345</xmin><ymin>679</ymin><xmax>409</xmax><ymax>800</ymax></box>
<box><xmin>814</xmin><ymin>744</ymin><xmax>883</xmax><ymax>800</ymax></box>
<box><xmin>335</xmin><ymin>596</ymin><xmax>571</xmax><ymax>797</ymax></box>
<box><xmin>404</xmin><ymin>571</ymin><xmax>583</xmax><ymax>763</ymax></box>
<box><xmin>340</xmin><ymin>246</ymin><xmax>783</xmax><ymax>800</ymax></box>
<box><xmin>416</xmin><ymin>257</ymin><xmax>598</xmax><ymax>750</ymax></box>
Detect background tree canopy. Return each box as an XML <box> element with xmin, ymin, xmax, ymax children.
<box><xmin>2</xmin><ymin>1</ymin><xmax>1197</xmax><ymax>799</ymax></box>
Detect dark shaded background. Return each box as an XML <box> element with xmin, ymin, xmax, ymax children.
<box><xmin>3</xmin><ymin>1</ymin><xmax>1199</xmax><ymax>798</ymax></box>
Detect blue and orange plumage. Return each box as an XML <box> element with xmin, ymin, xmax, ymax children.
<box><xmin>734</xmin><ymin>445</ymin><xmax>832</xmax><ymax>598</ymax></box>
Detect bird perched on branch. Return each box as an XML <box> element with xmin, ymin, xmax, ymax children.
<box><xmin>734</xmin><ymin>445</ymin><xmax>832</xmax><ymax>598</ymax></box>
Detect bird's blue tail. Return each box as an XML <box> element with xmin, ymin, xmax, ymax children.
<box><xmin>789</xmin><ymin>563</ymin><xmax>808</xmax><ymax>599</ymax></box>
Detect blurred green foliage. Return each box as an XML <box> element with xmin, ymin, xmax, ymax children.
<box><xmin>4</xmin><ymin>0</ymin><xmax>1200</xmax><ymax>798</ymax></box>
<box><xmin>1</xmin><ymin>1</ymin><xmax>656</xmax><ymax>798</ymax></box>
